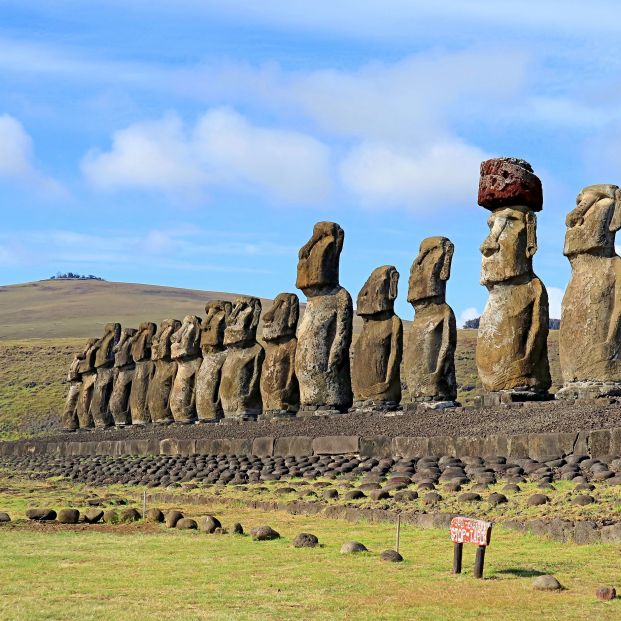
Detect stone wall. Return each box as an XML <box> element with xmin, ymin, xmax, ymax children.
<box><xmin>3</xmin><ymin>427</ymin><xmax>621</xmax><ymax>460</ymax></box>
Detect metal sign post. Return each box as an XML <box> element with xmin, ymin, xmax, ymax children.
<box><xmin>450</xmin><ymin>516</ymin><xmax>493</xmax><ymax>579</ymax></box>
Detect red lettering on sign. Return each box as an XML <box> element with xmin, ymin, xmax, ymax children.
<box><xmin>450</xmin><ymin>517</ymin><xmax>492</xmax><ymax>546</ymax></box>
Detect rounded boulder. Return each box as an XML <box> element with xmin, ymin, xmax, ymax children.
<box><xmin>293</xmin><ymin>533</ymin><xmax>319</xmax><ymax>548</ymax></box>
<box><xmin>340</xmin><ymin>541</ymin><xmax>368</xmax><ymax>554</ymax></box>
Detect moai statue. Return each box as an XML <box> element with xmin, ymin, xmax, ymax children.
<box><xmin>90</xmin><ymin>323</ymin><xmax>121</xmax><ymax>428</ymax></box>
<box><xmin>109</xmin><ymin>327</ymin><xmax>137</xmax><ymax>426</ymax></box>
<box><xmin>62</xmin><ymin>339</ymin><xmax>97</xmax><ymax>431</ymax></box>
<box><xmin>75</xmin><ymin>338</ymin><xmax>99</xmax><ymax>429</ymax></box>
<box><xmin>476</xmin><ymin>157</ymin><xmax>551</xmax><ymax>404</ymax></box>
<box><xmin>404</xmin><ymin>238</ymin><xmax>457</xmax><ymax>408</ymax></box>
<box><xmin>219</xmin><ymin>296</ymin><xmax>264</xmax><ymax>420</ymax></box>
<box><xmin>260</xmin><ymin>293</ymin><xmax>300</xmax><ymax>418</ymax></box>
<box><xmin>129</xmin><ymin>322</ymin><xmax>157</xmax><ymax>425</ymax></box>
<box><xmin>196</xmin><ymin>301</ymin><xmax>232</xmax><ymax>422</ymax></box>
<box><xmin>295</xmin><ymin>221</ymin><xmax>353</xmax><ymax>414</ymax></box>
<box><xmin>351</xmin><ymin>266</ymin><xmax>402</xmax><ymax>411</ymax></box>
<box><xmin>169</xmin><ymin>315</ymin><xmax>202</xmax><ymax>423</ymax></box>
<box><xmin>146</xmin><ymin>319</ymin><xmax>181</xmax><ymax>424</ymax></box>
<box><xmin>558</xmin><ymin>184</ymin><xmax>621</xmax><ymax>399</ymax></box>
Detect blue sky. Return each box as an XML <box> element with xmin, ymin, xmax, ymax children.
<box><xmin>2</xmin><ymin>1</ymin><xmax>621</xmax><ymax>324</ymax></box>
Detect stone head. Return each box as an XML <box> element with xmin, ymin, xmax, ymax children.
<box><xmin>224</xmin><ymin>296</ymin><xmax>261</xmax><ymax>347</ymax></box>
<box><xmin>263</xmin><ymin>293</ymin><xmax>299</xmax><ymax>341</ymax></box>
<box><xmin>564</xmin><ymin>184</ymin><xmax>621</xmax><ymax>257</ymax></box>
<box><xmin>201</xmin><ymin>300</ymin><xmax>233</xmax><ymax>349</ymax></box>
<box><xmin>296</xmin><ymin>221</ymin><xmax>345</xmax><ymax>293</ymax></box>
<box><xmin>151</xmin><ymin>318</ymin><xmax>181</xmax><ymax>361</ymax></box>
<box><xmin>114</xmin><ymin>328</ymin><xmax>137</xmax><ymax>367</ymax></box>
<box><xmin>171</xmin><ymin>315</ymin><xmax>202</xmax><ymax>360</ymax></box>
<box><xmin>95</xmin><ymin>322</ymin><xmax>121</xmax><ymax>368</ymax></box>
<box><xmin>478</xmin><ymin>157</ymin><xmax>543</xmax><ymax>212</ymax></box>
<box><xmin>74</xmin><ymin>337</ymin><xmax>99</xmax><ymax>376</ymax></box>
<box><xmin>480</xmin><ymin>206</ymin><xmax>537</xmax><ymax>286</ymax></box>
<box><xmin>408</xmin><ymin>237</ymin><xmax>453</xmax><ymax>305</ymax></box>
<box><xmin>357</xmin><ymin>266</ymin><xmax>399</xmax><ymax>316</ymax></box>
<box><xmin>131</xmin><ymin>322</ymin><xmax>157</xmax><ymax>362</ymax></box>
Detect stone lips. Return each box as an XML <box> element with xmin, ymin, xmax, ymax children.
<box><xmin>478</xmin><ymin>158</ymin><xmax>543</xmax><ymax>212</ymax></box>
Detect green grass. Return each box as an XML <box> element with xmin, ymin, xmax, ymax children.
<box><xmin>1</xmin><ymin>475</ymin><xmax>620</xmax><ymax>621</ymax></box>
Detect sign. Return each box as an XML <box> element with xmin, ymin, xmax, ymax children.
<box><xmin>450</xmin><ymin>517</ymin><xmax>492</xmax><ymax>547</ymax></box>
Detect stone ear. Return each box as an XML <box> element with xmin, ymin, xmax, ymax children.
<box><xmin>389</xmin><ymin>268</ymin><xmax>399</xmax><ymax>301</ymax></box>
<box><xmin>440</xmin><ymin>241</ymin><xmax>454</xmax><ymax>281</ymax></box>
<box><xmin>609</xmin><ymin>188</ymin><xmax>621</xmax><ymax>233</ymax></box>
<box><xmin>288</xmin><ymin>296</ymin><xmax>300</xmax><ymax>330</ymax></box>
<box><xmin>526</xmin><ymin>211</ymin><xmax>538</xmax><ymax>259</ymax></box>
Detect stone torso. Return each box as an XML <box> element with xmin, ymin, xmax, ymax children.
<box><xmin>295</xmin><ymin>287</ymin><xmax>353</xmax><ymax>409</ymax></box>
<box><xmin>406</xmin><ymin>303</ymin><xmax>456</xmax><ymax>400</ymax></box>
<box><xmin>196</xmin><ymin>349</ymin><xmax>228</xmax><ymax>421</ymax></box>
<box><xmin>220</xmin><ymin>342</ymin><xmax>264</xmax><ymax>417</ymax></box>
<box><xmin>476</xmin><ymin>277</ymin><xmax>551</xmax><ymax>392</ymax></box>
<box><xmin>560</xmin><ymin>254</ymin><xmax>621</xmax><ymax>382</ymax></box>
<box><xmin>261</xmin><ymin>337</ymin><xmax>299</xmax><ymax>412</ymax></box>
<box><xmin>352</xmin><ymin>315</ymin><xmax>401</xmax><ymax>402</ymax></box>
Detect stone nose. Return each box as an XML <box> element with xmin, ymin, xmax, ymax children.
<box><xmin>480</xmin><ymin>238</ymin><xmax>499</xmax><ymax>257</ymax></box>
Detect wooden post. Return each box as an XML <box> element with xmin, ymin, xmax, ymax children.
<box><xmin>143</xmin><ymin>490</ymin><xmax>147</xmax><ymax>519</ymax></box>
<box><xmin>452</xmin><ymin>542</ymin><xmax>463</xmax><ymax>574</ymax></box>
<box><xmin>395</xmin><ymin>514</ymin><xmax>401</xmax><ymax>554</ymax></box>
<box><xmin>474</xmin><ymin>545</ymin><xmax>486</xmax><ymax>579</ymax></box>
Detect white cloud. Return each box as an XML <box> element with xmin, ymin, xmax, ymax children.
<box><xmin>457</xmin><ymin>307</ymin><xmax>480</xmax><ymax>328</ymax></box>
<box><xmin>0</xmin><ymin>114</ymin><xmax>63</xmax><ymax>195</ymax></box>
<box><xmin>340</xmin><ymin>140</ymin><xmax>488</xmax><ymax>210</ymax></box>
<box><xmin>82</xmin><ymin>107</ymin><xmax>331</xmax><ymax>203</ymax></box>
<box><xmin>547</xmin><ymin>286</ymin><xmax>564</xmax><ymax>320</ymax></box>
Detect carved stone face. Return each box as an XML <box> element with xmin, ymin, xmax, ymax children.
<box><xmin>114</xmin><ymin>328</ymin><xmax>137</xmax><ymax>367</ymax></box>
<box><xmin>357</xmin><ymin>266</ymin><xmax>398</xmax><ymax>316</ymax></box>
<box><xmin>201</xmin><ymin>301</ymin><xmax>232</xmax><ymax>348</ymax></box>
<box><xmin>480</xmin><ymin>207</ymin><xmax>536</xmax><ymax>286</ymax></box>
<box><xmin>152</xmin><ymin>319</ymin><xmax>181</xmax><ymax>361</ymax></box>
<box><xmin>408</xmin><ymin>237</ymin><xmax>453</xmax><ymax>304</ymax></box>
<box><xmin>564</xmin><ymin>184</ymin><xmax>621</xmax><ymax>257</ymax></box>
<box><xmin>77</xmin><ymin>338</ymin><xmax>99</xmax><ymax>374</ymax></box>
<box><xmin>296</xmin><ymin>221</ymin><xmax>344</xmax><ymax>292</ymax></box>
<box><xmin>95</xmin><ymin>322</ymin><xmax>121</xmax><ymax>368</ymax></box>
<box><xmin>224</xmin><ymin>296</ymin><xmax>261</xmax><ymax>347</ymax></box>
<box><xmin>263</xmin><ymin>293</ymin><xmax>299</xmax><ymax>341</ymax></box>
<box><xmin>131</xmin><ymin>322</ymin><xmax>157</xmax><ymax>362</ymax></box>
<box><xmin>171</xmin><ymin>315</ymin><xmax>202</xmax><ymax>359</ymax></box>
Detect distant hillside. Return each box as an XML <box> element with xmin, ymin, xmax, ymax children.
<box><xmin>0</xmin><ymin>280</ymin><xmax>288</xmax><ymax>340</ymax></box>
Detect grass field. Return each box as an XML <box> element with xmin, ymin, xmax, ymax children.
<box><xmin>1</xmin><ymin>475</ymin><xmax>620</xmax><ymax>621</ymax></box>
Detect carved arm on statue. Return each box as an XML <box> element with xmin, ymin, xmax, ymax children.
<box><xmin>432</xmin><ymin>311</ymin><xmax>456</xmax><ymax>381</ymax></box>
<box><xmin>247</xmin><ymin>347</ymin><xmax>265</xmax><ymax>402</ymax></box>
<box><xmin>328</xmin><ymin>290</ymin><xmax>353</xmax><ymax>370</ymax></box>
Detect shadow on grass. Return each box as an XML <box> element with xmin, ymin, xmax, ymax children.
<box><xmin>497</xmin><ymin>568</ymin><xmax>546</xmax><ymax>578</ymax></box>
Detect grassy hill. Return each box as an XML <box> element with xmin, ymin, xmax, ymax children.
<box><xmin>0</xmin><ymin>279</ymin><xmax>561</xmax><ymax>439</ymax></box>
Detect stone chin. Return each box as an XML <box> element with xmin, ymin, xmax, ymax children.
<box><xmin>480</xmin><ymin>263</ymin><xmax>530</xmax><ymax>287</ymax></box>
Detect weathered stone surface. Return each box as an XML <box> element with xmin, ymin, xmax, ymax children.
<box><xmin>528</xmin><ymin>432</ymin><xmax>577</xmax><ymax>461</ymax></box>
<box><xmin>232</xmin><ymin>522</ymin><xmax>244</xmax><ymax>534</ymax></box>
<box><xmin>405</xmin><ymin>238</ymin><xmax>457</xmax><ymax>402</ymax></box>
<box><xmin>252</xmin><ymin>436</ymin><xmax>275</xmax><ymax>457</ymax></box>
<box><xmin>63</xmin><ymin>339</ymin><xmax>98</xmax><ymax>431</ymax></box>
<box><xmin>83</xmin><ymin>509</ymin><xmax>103</xmax><ymax>524</ymax></box>
<box><xmin>251</xmin><ymin>525</ymin><xmax>280</xmax><ymax>541</ymax></box>
<box><xmin>595</xmin><ymin>586</ymin><xmax>617</xmax><ymax>601</ymax></box>
<box><xmin>260</xmin><ymin>293</ymin><xmax>300</xmax><ymax>415</ymax></box>
<box><xmin>340</xmin><ymin>541</ymin><xmax>368</xmax><ymax>554</ymax></box>
<box><xmin>103</xmin><ymin>510</ymin><xmax>119</xmax><ymax>524</ymax></box>
<box><xmin>360</xmin><ymin>436</ymin><xmax>393</xmax><ymax>459</ymax></box>
<box><xmin>109</xmin><ymin>328</ymin><xmax>137</xmax><ymax>426</ymax></box>
<box><xmin>526</xmin><ymin>494</ymin><xmax>549</xmax><ymax>506</ymax></box>
<box><xmin>0</xmin><ymin>512</ymin><xmax>11</xmax><ymax>523</ymax></box>
<box><xmin>559</xmin><ymin>184</ymin><xmax>621</xmax><ymax>397</ymax></box>
<box><xmin>147</xmin><ymin>319</ymin><xmax>181</xmax><ymax>424</ymax></box>
<box><xmin>144</xmin><ymin>508</ymin><xmax>164</xmax><ymax>523</ymax></box>
<box><xmin>220</xmin><ymin>297</ymin><xmax>264</xmax><ymax>420</ymax></box>
<box><xmin>26</xmin><ymin>508</ymin><xmax>56</xmax><ymax>521</ymax></box>
<box><xmin>194</xmin><ymin>438</ymin><xmax>252</xmax><ymax>455</ymax></box>
<box><xmin>57</xmin><ymin>508</ymin><xmax>80</xmax><ymax>524</ymax></box>
<box><xmin>352</xmin><ymin>266</ymin><xmax>402</xmax><ymax>405</ymax></box>
<box><xmin>119</xmin><ymin>508</ymin><xmax>141</xmax><ymax>523</ymax></box>
<box><xmin>75</xmin><ymin>338</ymin><xmax>99</xmax><ymax>429</ymax></box>
<box><xmin>273</xmin><ymin>436</ymin><xmax>313</xmax><ymax>457</ymax></box>
<box><xmin>170</xmin><ymin>315</ymin><xmax>202</xmax><ymax>424</ymax></box>
<box><xmin>477</xmin><ymin>159</ymin><xmax>550</xmax><ymax>396</ymax></box>
<box><xmin>91</xmin><ymin>323</ymin><xmax>121</xmax><ymax>428</ymax></box>
<box><xmin>380</xmin><ymin>549</ymin><xmax>403</xmax><ymax>562</ymax></box>
<box><xmin>62</xmin><ymin>380</ymin><xmax>81</xmax><ymax>432</ymax></box>
<box><xmin>159</xmin><ymin>438</ymin><xmax>197</xmax><ymax>456</ymax></box>
<box><xmin>296</xmin><ymin>222</ymin><xmax>353</xmax><ymax>412</ymax></box>
<box><xmin>165</xmin><ymin>510</ymin><xmax>183</xmax><ymax>528</ymax></box>
<box><xmin>574</xmin><ymin>520</ymin><xmax>600</xmax><ymax>544</ymax></box>
<box><xmin>392</xmin><ymin>436</ymin><xmax>429</xmax><ymax>459</ymax></box>
<box><xmin>478</xmin><ymin>157</ymin><xmax>543</xmax><ymax>212</ymax></box>
<box><xmin>196</xmin><ymin>301</ymin><xmax>231</xmax><ymax>422</ymax></box>
<box><xmin>198</xmin><ymin>515</ymin><xmax>221</xmax><ymax>533</ymax></box>
<box><xmin>533</xmin><ymin>575</ymin><xmax>562</xmax><ymax>591</ymax></box>
<box><xmin>128</xmin><ymin>322</ymin><xmax>157</xmax><ymax>425</ymax></box>
<box><xmin>293</xmin><ymin>532</ymin><xmax>319</xmax><ymax>548</ymax></box>
<box><xmin>176</xmin><ymin>518</ymin><xmax>198</xmax><ymax>530</ymax></box>
<box><xmin>312</xmin><ymin>436</ymin><xmax>359</xmax><ymax>455</ymax></box>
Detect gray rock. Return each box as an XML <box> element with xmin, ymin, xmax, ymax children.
<box><xmin>380</xmin><ymin>549</ymin><xmax>403</xmax><ymax>563</ymax></box>
<box><xmin>119</xmin><ymin>508</ymin><xmax>141</xmax><ymax>523</ymax></box>
<box><xmin>198</xmin><ymin>515</ymin><xmax>222</xmax><ymax>533</ymax></box>
<box><xmin>595</xmin><ymin>586</ymin><xmax>616</xmax><ymax>601</ymax></box>
<box><xmin>340</xmin><ymin>541</ymin><xmax>368</xmax><ymax>554</ymax></box>
<box><xmin>145</xmin><ymin>508</ymin><xmax>164</xmax><ymax>523</ymax></box>
<box><xmin>572</xmin><ymin>495</ymin><xmax>595</xmax><ymax>506</ymax></box>
<box><xmin>533</xmin><ymin>575</ymin><xmax>562</xmax><ymax>591</ymax></box>
<box><xmin>176</xmin><ymin>518</ymin><xmax>198</xmax><ymax>530</ymax></box>
<box><xmin>165</xmin><ymin>510</ymin><xmax>184</xmax><ymax>528</ymax></box>
<box><xmin>488</xmin><ymin>492</ymin><xmax>508</xmax><ymax>506</ymax></box>
<box><xmin>57</xmin><ymin>509</ymin><xmax>80</xmax><ymax>524</ymax></box>
<box><xmin>0</xmin><ymin>512</ymin><xmax>11</xmax><ymax>523</ymax></box>
<box><xmin>293</xmin><ymin>533</ymin><xmax>319</xmax><ymax>548</ymax></box>
<box><xmin>83</xmin><ymin>509</ymin><xmax>104</xmax><ymax>524</ymax></box>
<box><xmin>459</xmin><ymin>492</ymin><xmax>481</xmax><ymax>502</ymax></box>
<box><xmin>103</xmin><ymin>510</ymin><xmax>119</xmax><ymax>524</ymax></box>
<box><xmin>526</xmin><ymin>494</ymin><xmax>549</xmax><ymax>506</ymax></box>
<box><xmin>231</xmin><ymin>522</ymin><xmax>244</xmax><ymax>535</ymax></box>
<box><xmin>251</xmin><ymin>525</ymin><xmax>280</xmax><ymax>541</ymax></box>
<box><xmin>344</xmin><ymin>490</ymin><xmax>366</xmax><ymax>501</ymax></box>
<box><xmin>26</xmin><ymin>508</ymin><xmax>56</xmax><ymax>521</ymax></box>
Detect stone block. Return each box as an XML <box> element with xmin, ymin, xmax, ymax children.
<box><xmin>609</xmin><ymin>427</ymin><xmax>621</xmax><ymax>456</ymax></box>
<box><xmin>194</xmin><ymin>438</ymin><xmax>252</xmax><ymax>456</ymax></box>
<box><xmin>252</xmin><ymin>436</ymin><xmax>275</xmax><ymax>457</ymax></box>
<box><xmin>507</xmin><ymin>434</ymin><xmax>530</xmax><ymax>458</ymax></box>
<box><xmin>360</xmin><ymin>436</ymin><xmax>393</xmax><ymax>458</ymax></box>
<box><xmin>273</xmin><ymin>436</ymin><xmax>313</xmax><ymax>457</ymax></box>
<box><xmin>528</xmin><ymin>432</ymin><xmax>576</xmax><ymax>461</ymax></box>
<box><xmin>590</xmin><ymin>429</ymin><xmax>612</xmax><ymax>457</ymax></box>
<box><xmin>312</xmin><ymin>435</ymin><xmax>359</xmax><ymax>455</ymax></box>
<box><xmin>427</xmin><ymin>436</ymin><xmax>456</xmax><ymax>456</ymax></box>
<box><xmin>159</xmin><ymin>439</ymin><xmax>197</xmax><ymax>456</ymax></box>
<box><xmin>392</xmin><ymin>436</ymin><xmax>429</xmax><ymax>458</ymax></box>
<box><xmin>574</xmin><ymin>520</ymin><xmax>600</xmax><ymax>545</ymax></box>
<box><xmin>601</xmin><ymin>522</ymin><xmax>621</xmax><ymax>543</ymax></box>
